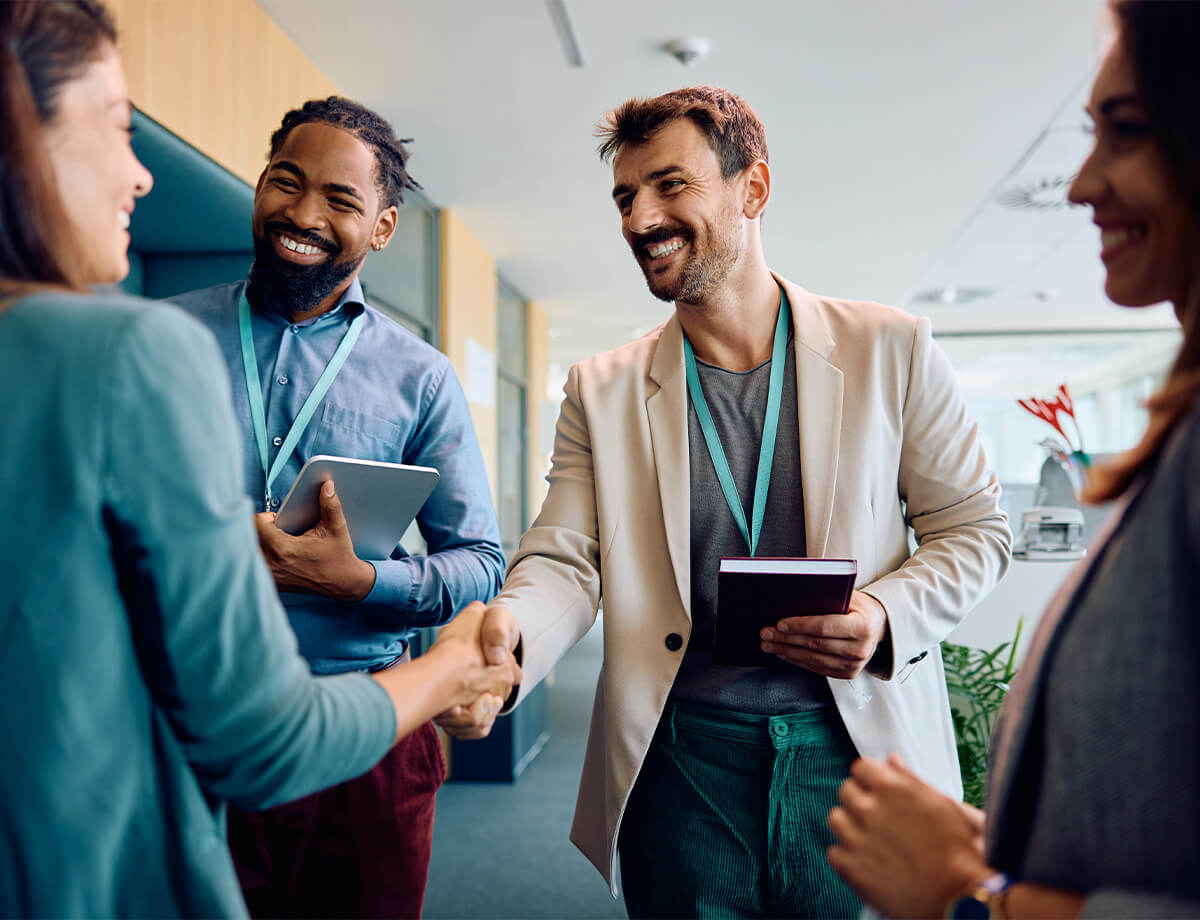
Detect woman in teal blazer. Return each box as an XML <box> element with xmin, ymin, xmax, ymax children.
<box><xmin>0</xmin><ymin>2</ymin><xmax>517</xmax><ymax>916</ymax></box>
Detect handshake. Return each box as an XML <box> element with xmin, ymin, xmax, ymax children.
<box><xmin>427</xmin><ymin>601</ymin><xmax>522</xmax><ymax>740</ymax></box>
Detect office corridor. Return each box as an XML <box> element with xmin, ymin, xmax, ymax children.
<box><xmin>426</xmin><ymin>624</ymin><xmax>625</xmax><ymax>919</ymax></box>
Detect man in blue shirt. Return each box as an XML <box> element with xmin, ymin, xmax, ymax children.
<box><xmin>171</xmin><ymin>96</ymin><xmax>504</xmax><ymax>919</ymax></box>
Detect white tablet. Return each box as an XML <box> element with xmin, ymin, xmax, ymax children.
<box><xmin>274</xmin><ymin>455</ymin><xmax>440</xmax><ymax>560</ymax></box>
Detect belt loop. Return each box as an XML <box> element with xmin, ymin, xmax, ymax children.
<box><xmin>666</xmin><ymin>702</ymin><xmax>678</xmax><ymax>744</ymax></box>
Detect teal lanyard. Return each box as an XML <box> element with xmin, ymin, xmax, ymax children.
<box><xmin>682</xmin><ymin>293</ymin><xmax>790</xmax><ymax>557</ymax></box>
<box><xmin>238</xmin><ymin>291</ymin><xmax>364</xmax><ymax>506</ymax></box>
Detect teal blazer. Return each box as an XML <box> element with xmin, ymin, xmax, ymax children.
<box><xmin>0</xmin><ymin>292</ymin><xmax>395</xmax><ymax>917</ymax></box>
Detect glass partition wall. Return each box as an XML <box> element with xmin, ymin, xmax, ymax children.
<box><xmin>450</xmin><ymin>278</ymin><xmax>551</xmax><ymax>782</ymax></box>
<box><xmin>937</xmin><ymin>327</ymin><xmax>1181</xmax><ymax>536</ymax></box>
<box><xmin>359</xmin><ymin>189</ymin><xmax>439</xmax><ymax>344</ymax></box>
<box><xmin>496</xmin><ymin>279</ymin><xmax>530</xmax><ymax>559</ymax></box>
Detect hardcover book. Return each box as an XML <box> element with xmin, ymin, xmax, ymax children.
<box><xmin>713</xmin><ymin>557</ymin><xmax>857</xmax><ymax>666</ymax></box>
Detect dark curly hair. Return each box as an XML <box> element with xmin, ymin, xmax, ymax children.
<box><xmin>268</xmin><ymin>96</ymin><xmax>421</xmax><ymax>210</ymax></box>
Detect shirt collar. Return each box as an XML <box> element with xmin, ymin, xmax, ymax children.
<box><xmin>323</xmin><ymin>278</ymin><xmax>366</xmax><ymax>322</ymax></box>
<box><xmin>247</xmin><ymin>276</ymin><xmax>366</xmax><ymax>328</ymax></box>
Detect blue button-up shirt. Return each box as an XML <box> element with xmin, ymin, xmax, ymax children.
<box><xmin>170</xmin><ymin>278</ymin><xmax>504</xmax><ymax>674</ymax></box>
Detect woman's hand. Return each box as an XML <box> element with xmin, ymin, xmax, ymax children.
<box><xmin>827</xmin><ymin>754</ymin><xmax>992</xmax><ymax>919</ymax></box>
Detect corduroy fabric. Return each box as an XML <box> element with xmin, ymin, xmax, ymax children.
<box><xmin>618</xmin><ymin>702</ymin><xmax>861</xmax><ymax>919</ymax></box>
<box><xmin>228</xmin><ymin>720</ymin><xmax>446</xmax><ymax>919</ymax></box>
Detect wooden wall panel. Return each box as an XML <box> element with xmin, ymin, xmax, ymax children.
<box><xmin>108</xmin><ymin>0</ymin><xmax>338</xmax><ymax>186</ymax></box>
<box><xmin>439</xmin><ymin>210</ymin><xmax>499</xmax><ymax>506</ymax></box>
<box><xmin>526</xmin><ymin>302</ymin><xmax>550</xmax><ymax>519</ymax></box>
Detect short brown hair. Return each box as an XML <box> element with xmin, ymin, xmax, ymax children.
<box><xmin>596</xmin><ymin>86</ymin><xmax>768</xmax><ymax>180</ymax></box>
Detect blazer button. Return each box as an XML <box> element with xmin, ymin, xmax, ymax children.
<box><xmin>665</xmin><ymin>633</ymin><xmax>683</xmax><ymax>651</ymax></box>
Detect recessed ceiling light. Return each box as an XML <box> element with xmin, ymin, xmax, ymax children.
<box><xmin>910</xmin><ymin>286</ymin><xmax>995</xmax><ymax>306</ymax></box>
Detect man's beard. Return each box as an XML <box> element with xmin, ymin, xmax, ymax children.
<box><xmin>637</xmin><ymin>206</ymin><xmax>743</xmax><ymax>305</ymax></box>
<box><xmin>246</xmin><ymin>222</ymin><xmax>364</xmax><ymax>316</ymax></box>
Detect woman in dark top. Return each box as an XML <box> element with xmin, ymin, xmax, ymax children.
<box><xmin>0</xmin><ymin>2</ymin><xmax>517</xmax><ymax>915</ymax></box>
<box><xmin>826</xmin><ymin>2</ymin><xmax>1200</xmax><ymax>918</ymax></box>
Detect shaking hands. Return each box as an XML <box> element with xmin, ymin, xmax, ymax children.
<box><xmin>433</xmin><ymin>603</ymin><xmax>522</xmax><ymax>740</ymax></box>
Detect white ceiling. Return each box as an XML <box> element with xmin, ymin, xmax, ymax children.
<box><xmin>258</xmin><ymin>0</ymin><xmax>1180</xmax><ymax>375</ymax></box>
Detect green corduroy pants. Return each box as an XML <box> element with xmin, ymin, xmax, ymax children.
<box><xmin>618</xmin><ymin>701</ymin><xmax>862</xmax><ymax>919</ymax></box>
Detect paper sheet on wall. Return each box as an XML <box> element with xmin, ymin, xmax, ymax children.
<box><xmin>465</xmin><ymin>337</ymin><xmax>497</xmax><ymax>409</ymax></box>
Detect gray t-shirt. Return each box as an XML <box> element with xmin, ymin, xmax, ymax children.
<box><xmin>669</xmin><ymin>333</ymin><xmax>835</xmax><ymax>715</ymax></box>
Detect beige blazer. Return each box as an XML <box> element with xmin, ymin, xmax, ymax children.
<box><xmin>496</xmin><ymin>276</ymin><xmax>1011</xmax><ymax>892</ymax></box>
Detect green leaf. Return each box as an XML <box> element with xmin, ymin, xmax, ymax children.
<box><xmin>941</xmin><ymin>620</ymin><xmax>1023</xmax><ymax>808</ymax></box>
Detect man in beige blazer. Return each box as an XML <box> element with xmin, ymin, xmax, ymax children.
<box><xmin>440</xmin><ymin>86</ymin><xmax>1010</xmax><ymax>918</ymax></box>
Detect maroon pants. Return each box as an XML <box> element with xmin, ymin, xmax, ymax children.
<box><xmin>227</xmin><ymin>720</ymin><xmax>447</xmax><ymax>919</ymax></box>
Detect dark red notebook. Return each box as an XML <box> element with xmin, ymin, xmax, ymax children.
<box><xmin>713</xmin><ymin>557</ymin><xmax>857</xmax><ymax>666</ymax></box>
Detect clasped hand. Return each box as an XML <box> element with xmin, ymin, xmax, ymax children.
<box><xmin>434</xmin><ymin>603</ymin><xmax>521</xmax><ymax>740</ymax></box>
<box><xmin>425</xmin><ymin>602</ymin><xmax>522</xmax><ymax>729</ymax></box>
<box><xmin>255</xmin><ymin>479</ymin><xmax>377</xmax><ymax>602</ymax></box>
<box><xmin>759</xmin><ymin>589</ymin><xmax>888</xmax><ymax>678</ymax></box>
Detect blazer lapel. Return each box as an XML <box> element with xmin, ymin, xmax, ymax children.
<box><xmin>647</xmin><ymin>316</ymin><xmax>691</xmax><ymax>618</ymax></box>
<box><xmin>779</xmin><ymin>279</ymin><xmax>844</xmax><ymax>558</ymax></box>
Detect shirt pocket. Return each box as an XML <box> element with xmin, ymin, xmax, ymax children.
<box><xmin>315</xmin><ymin>403</ymin><xmax>403</xmax><ymax>458</ymax></box>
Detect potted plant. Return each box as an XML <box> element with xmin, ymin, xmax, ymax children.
<box><xmin>941</xmin><ymin>619</ymin><xmax>1023</xmax><ymax>808</ymax></box>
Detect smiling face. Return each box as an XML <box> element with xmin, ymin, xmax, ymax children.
<box><xmin>611</xmin><ymin>118</ymin><xmax>747</xmax><ymax>305</ymax></box>
<box><xmin>250</xmin><ymin>121</ymin><xmax>396</xmax><ymax>318</ymax></box>
<box><xmin>43</xmin><ymin>45</ymin><xmax>153</xmax><ymax>286</ymax></box>
<box><xmin>1068</xmin><ymin>37</ymin><xmax>1194</xmax><ymax>310</ymax></box>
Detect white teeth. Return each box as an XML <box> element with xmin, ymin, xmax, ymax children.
<box><xmin>118</xmin><ymin>212</ymin><xmax>130</xmax><ymax>230</ymax></box>
<box><xmin>1100</xmin><ymin>226</ymin><xmax>1145</xmax><ymax>251</ymax></box>
<box><xmin>647</xmin><ymin>238</ymin><xmax>685</xmax><ymax>258</ymax></box>
<box><xmin>279</xmin><ymin>234</ymin><xmax>323</xmax><ymax>256</ymax></box>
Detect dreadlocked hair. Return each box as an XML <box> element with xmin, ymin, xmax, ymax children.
<box><xmin>268</xmin><ymin>96</ymin><xmax>421</xmax><ymax>210</ymax></box>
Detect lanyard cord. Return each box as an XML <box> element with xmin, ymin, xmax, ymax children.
<box><xmin>682</xmin><ymin>292</ymin><xmax>790</xmax><ymax>557</ymax></box>
<box><xmin>238</xmin><ymin>291</ymin><xmax>364</xmax><ymax>506</ymax></box>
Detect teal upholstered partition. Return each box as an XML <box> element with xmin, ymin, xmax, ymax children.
<box><xmin>124</xmin><ymin>108</ymin><xmax>254</xmax><ymax>299</ymax></box>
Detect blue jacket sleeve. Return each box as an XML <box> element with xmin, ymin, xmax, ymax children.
<box><xmin>359</xmin><ymin>361</ymin><xmax>505</xmax><ymax>626</ymax></box>
<box><xmin>102</xmin><ymin>305</ymin><xmax>395</xmax><ymax>810</ymax></box>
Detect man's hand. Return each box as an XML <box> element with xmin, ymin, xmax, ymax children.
<box><xmin>435</xmin><ymin>603</ymin><xmax>522</xmax><ymax>740</ymax></box>
<box><xmin>759</xmin><ymin>590</ymin><xmax>887</xmax><ymax>678</ymax></box>
<box><xmin>255</xmin><ymin>479</ymin><xmax>376</xmax><ymax>602</ymax></box>
<box><xmin>827</xmin><ymin>754</ymin><xmax>991</xmax><ymax>919</ymax></box>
